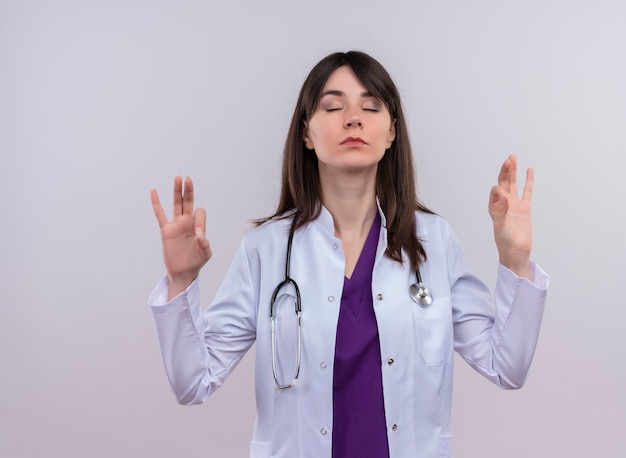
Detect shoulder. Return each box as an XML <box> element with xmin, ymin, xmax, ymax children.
<box><xmin>414</xmin><ymin>210</ymin><xmax>451</xmax><ymax>239</ymax></box>
<box><xmin>414</xmin><ymin>211</ymin><xmax>467</xmax><ymax>264</ymax></box>
<box><xmin>241</xmin><ymin>213</ymin><xmax>295</xmax><ymax>252</ymax></box>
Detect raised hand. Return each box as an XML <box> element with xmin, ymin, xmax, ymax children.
<box><xmin>488</xmin><ymin>155</ymin><xmax>533</xmax><ymax>279</ymax></box>
<box><xmin>151</xmin><ymin>176</ymin><xmax>212</xmax><ymax>299</ymax></box>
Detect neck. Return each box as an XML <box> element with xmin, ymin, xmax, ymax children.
<box><xmin>319</xmin><ymin>167</ymin><xmax>378</xmax><ymax>240</ymax></box>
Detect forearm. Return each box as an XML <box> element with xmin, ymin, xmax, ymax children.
<box><xmin>469</xmin><ymin>263</ymin><xmax>548</xmax><ymax>388</ymax></box>
<box><xmin>490</xmin><ymin>262</ymin><xmax>548</xmax><ymax>387</ymax></box>
<box><xmin>453</xmin><ymin>262</ymin><xmax>548</xmax><ymax>389</ymax></box>
<box><xmin>149</xmin><ymin>277</ymin><xmax>214</xmax><ymax>405</ymax></box>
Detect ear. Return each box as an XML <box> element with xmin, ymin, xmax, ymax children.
<box><xmin>386</xmin><ymin>118</ymin><xmax>396</xmax><ymax>149</ymax></box>
<box><xmin>303</xmin><ymin>121</ymin><xmax>314</xmax><ymax>150</ymax></box>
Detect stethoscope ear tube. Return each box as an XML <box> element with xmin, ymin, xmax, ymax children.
<box><xmin>270</xmin><ymin>307</ymin><xmax>301</xmax><ymax>390</ymax></box>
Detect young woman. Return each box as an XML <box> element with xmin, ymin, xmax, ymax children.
<box><xmin>149</xmin><ymin>51</ymin><xmax>548</xmax><ymax>458</ymax></box>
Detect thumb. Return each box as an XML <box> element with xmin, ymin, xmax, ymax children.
<box><xmin>194</xmin><ymin>207</ymin><xmax>207</xmax><ymax>240</ymax></box>
<box><xmin>197</xmin><ymin>235</ymin><xmax>213</xmax><ymax>261</ymax></box>
<box><xmin>193</xmin><ymin>207</ymin><xmax>212</xmax><ymax>260</ymax></box>
<box><xmin>488</xmin><ymin>186</ymin><xmax>508</xmax><ymax>225</ymax></box>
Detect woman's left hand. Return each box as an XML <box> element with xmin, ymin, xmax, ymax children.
<box><xmin>488</xmin><ymin>154</ymin><xmax>534</xmax><ymax>279</ymax></box>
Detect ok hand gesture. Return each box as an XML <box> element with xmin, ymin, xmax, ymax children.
<box><xmin>488</xmin><ymin>155</ymin><xmax>534</xmax><ymax>279</ymax></box>
<box><xmin>151</xmin><ymin>176</ymin><xmax>212</xmax><ymax>299</ymax></box>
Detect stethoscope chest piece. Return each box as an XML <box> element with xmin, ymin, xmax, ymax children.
<box><xmin>410</xmin><ymin>269</ymin><xmax>433</xmax><ymax>306</ymax></box>
<box><xmin>410</xmin><ymin>283</ymin><xmax>432</xmax><ymax>306</ymax></box>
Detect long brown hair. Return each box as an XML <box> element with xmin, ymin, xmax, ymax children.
<box><xmin>257</xmin><ymin>51</ymin><xmax>433</xmax><ymax>270</ymax></box>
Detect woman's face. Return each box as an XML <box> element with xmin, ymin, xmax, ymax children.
<box><xmin>303</xmin><ymin>66</ymin><xmax>396</xmax><ymax>176</ymax></box>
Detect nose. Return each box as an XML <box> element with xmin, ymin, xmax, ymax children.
<box><xmin>344</xmin><ymin>115</ymin><xmax>362</xmax><ymax>128</ymax></box>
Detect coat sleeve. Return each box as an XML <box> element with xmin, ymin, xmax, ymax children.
<box><xmin>443</xmin><ymin>220</ymin><xmax>549</xmax><ymax>389</ymax></box>
<box><xmin>148</xmin><ymin>240</ymin><xmax>257</xmax><ymax>405</ymax></box>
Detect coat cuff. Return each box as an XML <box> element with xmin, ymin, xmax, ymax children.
<box><xmin>498</xmin><ymin>261</ymin><xmax>549</xmax><ymax>292</ymax></box>
<box><xmin>148</xmin><ymin>276</ymin><xmax>200</xmax><ymax>308</ymax></box>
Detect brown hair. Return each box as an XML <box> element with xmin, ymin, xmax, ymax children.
<box><xmin>257</xmin><ymin>51</ymin><xmax>433</xmax><ymax>270</ymax></box>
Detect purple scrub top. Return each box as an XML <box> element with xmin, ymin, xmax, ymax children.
<box><xmin>332</xmin><ymin>213</ymin><xmax>389</xmax><ymax>458</ymax></box>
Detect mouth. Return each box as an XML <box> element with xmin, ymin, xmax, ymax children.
<box><xmin>341</xmin><ymin>137</ymin><xmax>367</xmax><ymax>146</ymax></box>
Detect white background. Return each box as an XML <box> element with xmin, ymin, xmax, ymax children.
<box><xmin>1</xmin><ymin>1</ymin><xmax>625</xmax><ymax>456</ymax></box>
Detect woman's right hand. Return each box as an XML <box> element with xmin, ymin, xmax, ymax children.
<box><xmin>151</xmin><ymin>176</ymin><xmax>212</xmax><ymax>300</ymax></box>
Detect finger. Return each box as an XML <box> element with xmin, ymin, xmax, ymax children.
<box><xmin>521</xmin><ymin>167</ymin><xmax>534</xmax><ymax>202</ymax></box>
<box><xmin>497</xmin><ymin>157</ymin><xmax>511</xmax><ymax>190</ymax></box>
<box><xmin>182</xmin><ymin>176</ymin><xmax>194</xmax><ymax>215</ymax></box>
<box><xmin>172</xmin><ymin>176</ymin><xmax>183</xmax><ymax>217</ymax></box>
<box><xmin>194</xmin><ymin>207</ymin><xmax>207</xmax><ymax>239</ymax></box>
<box><xmin>508</xmin><ymin>154</ymin><xmax>519</xmax><ymax>197</ymax></box>
<box><xmin>150</xmin><ymin>189</ymin><xmax>169</xmax><ymax>229</ymax></box>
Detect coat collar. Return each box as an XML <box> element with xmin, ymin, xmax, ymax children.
<box><xmin>314</xmin><ymin>198</ymin><xmax>390</xmax><ymax>256</ymax></box>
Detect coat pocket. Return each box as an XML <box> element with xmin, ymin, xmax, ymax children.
<box><xmin>413</xmin><ymin>297</ymin><xmax>453</xmax><ymax>366</ymax></box>
<box><xmin>250</xmin><ymin>440</ymin><xmax>271</xmax><ymax>458</ymax></box>
<box><xmin>439</xmin><ymin>434</ymin><xmax>452</xmax><ymax>457</ymax></box>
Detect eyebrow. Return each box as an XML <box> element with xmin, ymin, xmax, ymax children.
<box><xmin>320</xmin><ymin>90</ymin><xmax>375</xmax><ymax>98</ymax></box>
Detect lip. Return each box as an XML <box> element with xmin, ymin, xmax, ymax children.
<box><xmin>341</xmin><ymin>137</ymin><xmax>367</xmax><ymax>145</ymax></box>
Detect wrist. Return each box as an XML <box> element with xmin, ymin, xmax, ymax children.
<box><xmin>499</xmin><ymin>256</ymin><xmax>531</xmax><ymax>279</ymax></box>
<box><xmin>167</xmin><ymin>274</ymin><xmax>198</xmax><ymax>301</ymax></box>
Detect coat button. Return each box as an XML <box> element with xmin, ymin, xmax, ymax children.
<box><xmin>376</xmin><ymin>293</ymin><xmax>383</xmax><ymax>300</ymax></box>
<box><xmin>332</xmin><ymin>243</ymin><xmax>338</xmax><ymax>249</ymax></box>
<box><xmin>320</xmin><ymin>361</ymin><xmax>327</xmax><ymax>369</ymax></box>
<box><xmin>320</xmin><ymin>428</ymin><xmax>328</xmax><ymax>436</ymax></box>
<box><xmin>387</xmin><ymin>358</ymin><xmax>394</xmax><ymax>366</ymax></box>
<box><xmin>392</xmin><ymin>424</ymin><xmax>398</xmax><ymax>431</ymax></box>
<box><xmin>327</xmin><ymin>296</ymin><xmax>335</xmax><ymax>302</ymax></box>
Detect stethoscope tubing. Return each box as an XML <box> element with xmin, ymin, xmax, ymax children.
<box><xmin>270</xmin><ymin>214</ymin><xmax>433</xmax><ymax>389</ymax></box>
<box><xmin>270</xmin><ymin>216</ymin><xmax>302</xmax><ymax>390</ymax></box>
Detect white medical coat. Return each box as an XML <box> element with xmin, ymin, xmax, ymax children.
<box><xmin>149</xmin><ymin>208</ymin><xmax>548</xmax><ymax>458</ymax></box>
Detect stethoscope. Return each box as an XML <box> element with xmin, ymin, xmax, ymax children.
<box><xmin>270</xmin><ymin>215</ymin><xmax>433</xmax><ymax>390</ymax></box>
